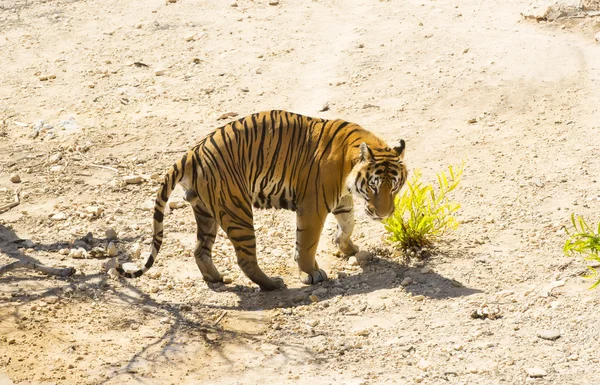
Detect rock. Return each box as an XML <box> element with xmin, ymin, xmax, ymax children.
<box><xmin>107</xmin><ymin>242</ymin><xmax>118</xmax><ymax>257</ymax></box>
<box><xmin>319</xmin><ymin>102</ymin><xmax>330</xmax><ymax>112</ymax></box>
<box><xmin>309</xmin><ymin>294</ymin><xmax>319</xmax><ymax>303</ymax></box>
<box><xmin>537</xmin><ymin>329</ymin><xmax>561</xmax><ymax>341</ymax></box>
<box><xmin>347</xmin><ymin>256</ymin><xmax>358</xmax><ymax>266</ymax></box>
<box><xmin>51</xmin><ymin>212</ymin><xmax>67</xmax><ymax>221</ymax></box>
<box><xmin>131</xmin><ymin>244</ymin><xmax>142</xmax><ymax>258</ymax></box>
<box><xmin>313</xmin><ymin>287</ymin><xmax>328</xmax><ymax>297</ymax></box>
<box><xmin>155</xmin><ymin>69</ymin><xmax>165</xmax><ymax>76</ymax></box>
<box><xmin>595</xmin><ymin>32</ymin><xmax>600</xmax><ymax>44</ymax></box>
<box><xmin>49</xmin><ymin>153</ymin><xmax>62</xmax><ymax>163</ymax></box>
<box><xmin>230</xmin><ymin>2</ymin><xmax>238</xmax><ymax>7</ymax></box>
<box><xmin>354</xmin><ymin>329</ymin><xmax>370</xmax><ymax>336</ymax></box>
<box><xmin>355</xmin><ymin>250</ymin><xmax>373</xmax><ymax>262</ymax></box>
<box><xmin>81</xmin><ymin>232</ymin><xmax>93</xmax><ymax>244</ymax></box>
<box><xmin>400</xmin><ymin>277</ymin><xmax>413</xmax><ymax>286</ymax></box>
<box><xmin>9</xmin><ymin>173</ymin><xmax>21</xmax><ymax>183</ymax></box>
<box><xmin>105</xmin><ymin>228</ymin><xmax>118</xmax><ymax>241</ymax></box>
<box><xmin>85</xmin><ymin>206</ymin><xmax>103</xmax><ymax>216</ymax></box>
<box><xmin>222</xmin><ymin>276</ymin><xmax>233</xmax><ymax>284</ymax></box>
<box><xmin>68</xmin><ymin>248</ymin><xmax>86</xmax><ymax>259</ymax></box>
<box><xmin>185</xmin><ymin>33</ymin><xmax>196</xmax><ymax>42</ymax></box>
<box><xmin>418</xmin><ymin>358</ymin><xmax>432</xmax><ymax>371</ymax></box>
<box><xmin>38</xmin><ymin>74</ymin><xmax>56</xmax><ymax>81</ymax></box>
<box><xmin>169</xmin><ymin>201</ymin><xmax>186</xmax><ymax>210</ymax></box>
<box><xmin>412</xmin><ymin>295</ymin><xmax>425</xmax><ymax>301</ymax></box>
<box><xmin>525</xmin><ymin>367</ymin><xmax>547</xmax><ymax>378</ymax></box>
<box><xmin>124</xmin><ymin>175</ymin><xmax>143</xmax><ymax>184</ymax></box>
<box><xmin>58</xmin><ymin>248</ymin><xmax>70</xmax><ymax>255</ymax></box>
<box><xmin>218</xmin><ymin>112</ymin><xmax>238</xmax><ymax>120</ymax></box>
<box><xmin>307</xmin><ymin>319</ymin><xmax>319</xmax><ymax>327</ymax></box>
<box><xmin>89</xmin><ymin>247</ymin><xmax>106</xmax><ymax>258</ymax></box>
<box><xmin>269</xmin><ymin>0</ymin><xmax>279</xmax><ymax>5</ymax></box>
<box><xmin>22</xmin><ymin>240</ymin><xmax>35</xmax><ymax>248</ymax></box>
<box><xmin>420</xmin><ymin>266</ymin><xmax>433</xmax><ymax>274</ymax></box>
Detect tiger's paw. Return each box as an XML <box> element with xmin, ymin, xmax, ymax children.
<box><xmin>334</xmin><ymin>235</ymin><xmax>359</xmax><ymax>255</ymax></box>
<box><xmin>300</xmin><ymin>269</ymin><xmax>328</xmax><ymax>285</ymax></box>
<box><xmin>337</xmin><ymin>241</ymin><xmax>359</xmax><ymax>256</ymax></box>
<box><xmin>259</xmin><ymin>277</ymin><xmax>286</xmax><ymax>291</ymax></box>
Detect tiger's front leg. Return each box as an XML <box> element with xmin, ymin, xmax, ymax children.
<box><xmin>332</xmin><ymin>194</ymin><xmax>359</xmax><ymax>255</ymax></box>
<box><xmin>295</xmin><ymin>211</ymin><xmax>328</xmax><ymax>284</ymax></box>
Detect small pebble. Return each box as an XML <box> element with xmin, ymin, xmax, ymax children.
<box><xmin>420</xmin><ymin>266</ymin><xmax>432</xmax><ymax>274</ymax></box>
<box><xmin>10</xmin><ymin>173</ymin><xmax>21</xmax><ymax>183</ymax></box>
<box><xmin>107</xmin><ymin>242</ymin><xmax>118</xmax><ymax>257</ymax></box>
<box><xmin>124</xmin><ymin>175</ymin><xmax>143</xmax><ymax>184</ymax></box>
<box><xmin>307</xmin><ymin>319</ymin><xmax>319</xmax><ymax>327</ymax></box>
<box><xmin>400</xmin><ymin>277</ymin><xmax>413</xmax><ymax>286</ymax></box>
<box><xmin>355</xmin><ymin>250</ymin><xmax>373</xmax><ymax>262</ymax></box>
<box><xmin>412</xmin><ymin>295</ymin><xmax>425</xmax><ymax>301</ymax></box>
<box><xmin>222</xmin><ymin>276</ymin><xmax>233</xmax><ymax>284</ymax></box>
<box><xmin>85</xmin><ymin>206</ymin><xmax>103</xmax><ymax>216</ymax></box>
<box><xmin>418</xmin><ymin>358</ymin><xmax>432</xmax><ymax>371</ymax></box>
<box><xmin>51</xmin><ymin>212</ymin><xmax>67</xmax><ymax>221</ymax></box>
<box><xmin>105</xmin><ymin>228</ymin><xmax>118</xmax><ymax>241</ymax></box>
<box><xmin>347</xmin><ymin>256</ymin><xmax>358</xmax><ymax>266</ymax></box>
<box><xmin>525</xmin><ymin>367</ymin><xmax>547</xmax><ymax>378</ymax></box>
<box><xmin>537</xmin><ymin>329</ymin><xmax>561</xmax><ymax>341</ymax></box>
<box><xmin>269</xmin><ymin>0</ymin><xmax>279</xmax><ymax>5</ymax></box>
<box><xmin>309</xmin><ymin>294</ymin><xmax>319</xmax><ymax>303</ymax></box>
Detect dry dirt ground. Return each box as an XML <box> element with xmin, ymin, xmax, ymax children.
<box><xmin>1</xmin><ymin>0</ymin><xmax>600</xmax><ymax>384</ymax></box>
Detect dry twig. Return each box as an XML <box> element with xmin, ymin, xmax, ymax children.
<box><xmin>0</xmin><ymin>260</ymin><xmax>76</xmax><ymax>277</ymax></box>
<box><xmin>0</xmin><ymin>190</ymin><xmax>20</xmax><ymax>214</ymax></box>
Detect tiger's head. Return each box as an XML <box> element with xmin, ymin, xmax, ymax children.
<box><xmin>347</xmin><ymin>140</ymin><xmax>407</xmax><ymax>221</ymax></box>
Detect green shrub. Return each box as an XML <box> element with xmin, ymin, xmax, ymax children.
<box><xmin>564</xmin><ymin>214</ymin><xmax>600</xmax><ymax>289</ymax></box>
<box><xmin>384</xmin><ymin>163</ymin><xmax>463</xmax><ymax>252</ymax></box>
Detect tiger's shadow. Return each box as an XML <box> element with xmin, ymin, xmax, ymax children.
<box><xmin>205</xmin><ymin>253</ymin><xmax>482</xmax><ymax>311</ymax></box>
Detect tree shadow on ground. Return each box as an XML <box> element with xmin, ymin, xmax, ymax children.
<box><xmin>0</xmin><ymin>225</ymin><xmax>314</xmax><ymax>384</ymax></box>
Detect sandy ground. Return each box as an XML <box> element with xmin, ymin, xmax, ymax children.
<box><xmin>1</xmin><ymin>0</ymin><xmax>600</xmax><ymax>384</ymax></box>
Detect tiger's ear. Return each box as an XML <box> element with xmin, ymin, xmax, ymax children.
<box><xmin>394</xmin><ymin>139</ymin><xmax>406</xmax><ymax>160</ymax></box>
<box><xmin>359</xmin><ymin>142</ymin><xmax>375</xmax><ymax>163</ymax></box>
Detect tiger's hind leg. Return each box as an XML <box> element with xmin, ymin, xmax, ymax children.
<box><xmin>332</xmin><ymin>195</ymin><xmax>359</xmax><ymax>255</ymax></box>
<box><xmin>295</xmin><ymin>211</ymin><xmax>328</xmax><ymax>284</ymax></box>
<box><xmin>192</xmin><ymin>203</ymin><xmax>223</xmax><ymax>283</ymax></box>
<box><xmin>218</xmin><ymin>203</ymin><xmax>285</xmax><ymax>291</ymax></box>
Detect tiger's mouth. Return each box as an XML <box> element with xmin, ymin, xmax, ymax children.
<box><xmin>365</xmin><ymin>207</ymin><xmax>384</xmax><ymax>222</ymax></box>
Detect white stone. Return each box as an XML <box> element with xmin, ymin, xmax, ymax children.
<box><xmin>51</xmin><ymin>212</ymin><xmax>67</xmax><ymax>221</ymax></box>
<box><xmin>420</xmin><ymin>266</ymin><xmax>433</xmax><ymax>274</ymax></box>
<box><xmin>417</xmin><ymin>358</ymin><xmax>432</xmax><ymax>371</ymax></box>
<box><xmin>85</xmin><ymin>206</ymin><xmax>103</xmax><ymax>216</ymax></box>
<box><xmin>526</xmin><ymin>367</ymin><xmax>547</xmax><ymax>378</ymax></box>
<box><xmin>400</xmin><ymin>277</ymin><xmax>413</xmax><ymax>286</ymax></box>
<box><xmin>347</xmin><ymin>256</ymin><xmax>358</xmax><ymax>266</ymax></box>
<box><xmin>107</xmin><ymin>242</ymin><xmax>118</xmax><ymax>257</ymax></box>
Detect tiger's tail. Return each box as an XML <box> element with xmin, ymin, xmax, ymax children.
<box><xmin>114</xmin><ymin>153</ymin><xmax>190</xmax><ymax>278</ymax></box>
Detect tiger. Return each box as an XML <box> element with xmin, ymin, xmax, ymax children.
<box><xmin>113</xmin><ymin>110</ymin><xmax>408</xmax><ymax>290</ymax></box>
